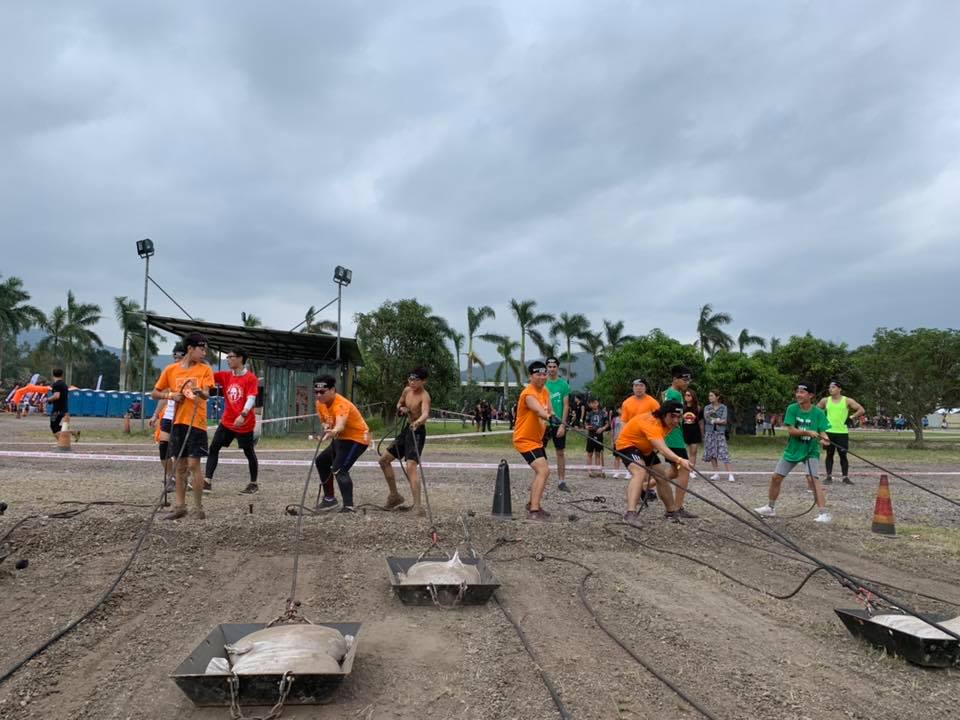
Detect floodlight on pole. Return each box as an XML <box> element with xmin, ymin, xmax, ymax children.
<box><xmin>333</xmin><ymin>266</ymin><xmax>351</xmax><ymax>390</ymax></box>
<box><xmin>137</xmin><ymin>239</ymin><xmax>154</xmax><ymax>432</ymax></box>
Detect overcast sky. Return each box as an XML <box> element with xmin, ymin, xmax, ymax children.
<box><xmin>4</xmin><ymin>1</ymin><xmax>959</xmax><ymax>362</ymax></box>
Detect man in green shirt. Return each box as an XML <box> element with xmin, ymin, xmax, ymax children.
<box><xmin>543</xmin><ymin>356</ymin><xmax>572</xmax><ymax>492</ymax></box>
<box><xmin>661</xmin><ymin>365</ymin><xmax>696</xmax><ymax>518</ymax></box>
<box><xmin>756</xmin><ymin>382</ymin><xmax>833</xmax><ymax>523</ymax></box>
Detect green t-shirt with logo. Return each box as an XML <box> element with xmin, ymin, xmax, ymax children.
<box><xmin>545</xmin><ymin>377</ymin><xmax>571</xmax><ymax>419</ymax></box>
<box><xmin>782</xmin><ymin>402</ymin><xmax>831</xmax><ymax>462</ymax></box>
<box><xmin>663</xmin><ymin>386</ymin><xmax>685</xmax><ymax>449</ymax></box>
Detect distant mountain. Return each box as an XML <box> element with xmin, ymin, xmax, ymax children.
<box><xmin>460</xmin><ymin>351</ymin><xmax>600</xmax><ymax>392</ymax></box>
<box><xmin>17</xmin><ymin>329</ymin><xmax>122</xmax><ymax>358</ymax></box>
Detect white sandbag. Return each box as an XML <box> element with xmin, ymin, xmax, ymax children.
<box><xmin>226</xmin><ymin>625</ymin><xmax>349</xmax><ymax>676</ymax></box>
<box><xmin>205</xmin><ymin>657</ymin><xmax>231</xmax><ymax>674</ymax></box>
<box><xmin>869</xmin><ymin>613</ymin><xmax>960</xmax><ymax>640</ymax></box>
<box><xmin>399</xmin><ymin>550</ymin><xmax>482</xmax><ymax>586</ymax></box>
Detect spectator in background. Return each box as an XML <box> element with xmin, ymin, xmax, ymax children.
<box><xmin>584</xmin><ymin>396</ymin><xmax>610</xmax><ymax>477</ymax></box>
<box><xmin>703</xmin><ymin>390</ymin><xmax>735</xmax><ymax>483</ymax></box>
<box><xmin>682</xmin><ymin>389</ymin><xmax>703</xmax><ymax>467</ymax></box>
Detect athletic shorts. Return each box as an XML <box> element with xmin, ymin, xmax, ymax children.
<box><xmin>211</xmin><ymin>423</ymin><xmax>256</xmax><ymax>451</ymax></box>
<box><xmin>668</xmin><ymin>446</ymin><xmax>689</xmax><ymax>460</ymax></box>
<box><xmin>50</xmin><ymin>411</ymin><xmax>66</xmax><ymax>435</ymax></box>
<box><xmin>617</xmin><ymin>447</ymin><xmax>661</xmax><ymax>469</ymax></box>
<box><xmin>159</xmin><ymin>418</ymin><xmax>173</xmax><ymax>434</ymax></box>
<box><xmin>774</xmin><ymin>457</ymin><xmax>820</xmax><ymax>478</ymax></box>
<box><xmin>825</xmin><ymin>432</ymin><xmax>849</xmax><ymax>451</ymax></box>
<box><xmin>542</xmin><ymin>425</ymin><xmax>566</xmax><ymax>451</ymax></box>
<box><xmin>386</xmin><ymin>425</ymin><xmax>426</xmax><ymax>463</ymax></box>
<box><xmin>169</xmin><ymin>424</ymin><xmax>209</xmax><ymax>459</ymax></box>
<box><xmin>586</xmin><ymin>433</ymin><xmax>604</xmax><ymax>453</ymax></box>
<box><xmin>520</xmin><ymin>446</ymin><xmax>547</xmax><ymax>465</ymax></box>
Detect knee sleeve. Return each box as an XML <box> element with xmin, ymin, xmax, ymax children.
<box><xmin>159</xmin><ymin>441</ymin><xmax>169</xmax><ymax>462</ymax></box>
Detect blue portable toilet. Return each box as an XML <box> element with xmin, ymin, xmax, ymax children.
<box><xmin>105</xmin><ymin>391</ymin><xmax>123</xmax><ymax>417</ymax></box>
<box><xmin>93</xmin><ymin>391</ymin><xmax>109</xmax><ymax>417</ymax></box>
<box><xmin>78</xmin><ymin>391</ymin><xmax>95</xmax><ymax>416</ymax></box>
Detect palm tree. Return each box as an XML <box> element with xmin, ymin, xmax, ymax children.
<box><xmin>509</xmin><ymin>299</ymin><xmax>554</xmax><ymax>370</ymax></box>
<box><xmin>126</xmin><ymin>325</ymin><xmax>161</xmax><ymax>390</ymax></box>
<box><xmin>550</xmin><ymin>312</ymin><xmax>590</xmax><ymax>378</ymax></box>
<box><xmin>447</xmin><ymin>330</ymin><xmax>465</xmax><ymax>379</ymax></box>
<box><xmin>602</xmin><ymin>319</ymin><xmax>635</xmax><ymax>352</ymax></box>
<box><xmin>488</xmin><ymin>335</ymin><xmax>521</xmax><ymax>398</ymax></box>
<box><xmin>737</xmin><ymin>328</ymin><xmax>766</xmax><ymax>354</ymax></box>
<box><xmin>466</xmin><ymin>305</ymin><xmax>497</xmax><ymax>383</ymax></box>
<box><xmin>62</xmin><ymin>291</ymin><xmax>103</xmax><ymax>384</ymax></box>
<box><xmin>0</xmin><ymin>275</ymin><xmax>44</xmax><ymax>381</ymax></box>
<box><xmin>302</xmin><ymin>305</ymin><xmax>337</xmax><ymax>334</ymax></box>
<box><xmin>770</xmin><ymin>336</ymin><xmax>782</xmax><ymax>353</ymax></box>
<box><xmin>696</xmin><ymin>303</ymin><xmax>734</xmax><ymax>359</ymax></box>
<box><xmin>36</xmin><ymin>306</ymin><xmax>67</xmax><ymax>358</ymax></box>
<box><xmin>577</xmin><ymin>331</ymin><xmax>605</xmax><ymax>379</ymax></box>
<box><xmin>114</xmin><ymin>296</ymin><xmax>141</xmax><ymax>391</ymax></box>
<box><xmin>241</xmin><ymin>311</ymin><xmax>263</xmax><ymax>328</ymax></box>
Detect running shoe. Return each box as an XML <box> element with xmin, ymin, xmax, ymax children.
<box><xmin>240</xmin><ymin>483</ymin><xmax>259</xmax><ymax>495</ymax></box>
<box><xmin>709</xmin><ymin>473</ymin><xmax>720</xmax><ymax>481</ymax></box>
<box><xmin>203</xmin><ymin>480</ymin><xmax>212</xmax><ymax>494</ymax></box>
<box><xmin>841</xmin><ymin>477</ymin><xmax>854</xmax><ymax>485</ymax></box>
<box><xmin>644</xmin><ymin>490</ymin><xmax>658</xmax><ymax>502</ymax></box>
<box><xmin>164</xmin><ymin>477</ymin><xmax>176</xmax><ymax>493</ymax></box>
<box><xmin>316</xmin><ymin>496</ymin><xmax>339</xmax><ymax>510</ymax></box>
<box><xmin>663</xmin><ymin>510</ymin><xmax>682</xmax><ymax>523</ymax></box>
<box><xmin>822</xmin><ymin>476</ymin><xmax>834</xmax><ymax>485</ymax></box>
<box><xmin>726</xmin><ymin>474</ymin><xmax>736</xmax><ymax>483</ymax></box>
<box><xmin>192</xmin><ymin>506</ymin><xmax>206</xmax><ymax>520</ymax></box>
<box><xmin>558</xmin><ymin>482</ymin><xmax>571</xmax><ymax>493</ymax></box>
<box><xmin>814</xmin><ymin>511</ymin><xmax>832</xmax><ymax>524</ymax></box>
<box><xmin>525</xmin><ymin>501</ymin><xmax>551</xmax><ymax>517</ymax></box>
<box><xmin>527</xmin><ymin>509</ymin><xmax>550</xmax><ymax>521</ymax></box>
<box><xmin>339</xmin><ymin>506</ymin><xmax>356</xmax><ymax>513</ymax></box>
<box><xmin>754</xmin><ymin>504</ymin><xmax>776</xmax><ymax>517</ymax></box>
<box><xmin>623</xmin><ymin>510</ymin><xmax>643</xmax><ymax>528</ymax></box>
<box><xmin>677</xmin><ymin>507</ymin><xmax>699</xmax><ymax>519</ymax></box>
<box><xmin>385</xmin><ymin>493</ymin><xmax>405</xmax><ymax>509</ymax></box>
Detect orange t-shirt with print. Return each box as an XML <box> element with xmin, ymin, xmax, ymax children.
<box><xmin>513</xmin><ymin>383</ymin><xmax>551</xmax><ymax>453</ymax></box>
<box><xmin>616</xmin><ymin>412</ymin><xmax>668</xmax><ymax>454</ymax></box>
<box><xmin>154</xmin><ymin>362</ymin><xmax>215</xmax><ymax>431</ymax></box>
<box><xmin>315</xmin><ymin>394</ymin><xmax>370</xmax><ymax>445</ymax></box>
<box><xmin>620</xmin><ymin>394</ymin><xmax>660</xmax><ymax>425</ymax></box>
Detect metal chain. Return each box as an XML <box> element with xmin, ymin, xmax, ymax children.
<box><xmin>427</xmin><ymin>582</ymin><xmax>467</xmax><ymax>610</ymax></box>
<box><xmin>228</xmin><ymin>672</ymin><xmax>295</xmax><ymax>720</ymax></box>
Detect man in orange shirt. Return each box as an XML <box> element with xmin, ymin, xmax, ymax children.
<box><xmin>615</xmin><ymin>400</ymin><xmax>692</xmax><ymax>526</ymax></box>
<box><xmin>313</xmin><ymin>374</ymin><xmax>370</xmax><ymax>513</ymax></box>
<box><xmin>151</xmin><ymin>333</ymin><xmax>215</xmax><ymax>520</ymax></box>
<box><xmin>513</xmin><ymin>360</ymin><xmax>561</xmax><ymax>520</ymax></box>
<box><xmin>618</xmin><ymin>378</ymin><xmax>660</xmax><ymax>491</ymax></box>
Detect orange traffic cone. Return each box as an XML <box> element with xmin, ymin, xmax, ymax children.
<box><xmin>871</xmin><ymin>474</ymin><xmax>895</xmax><ymax>536</ymax></box>
<box><xmin>123</xmin><ymin>413</ymin><xmax>131</xmax><ymax>434</ymax></box>
<box><xmin>57</xmin><ymin>420</ymin><xmax>72</xmax><ymax>452</ymax></box>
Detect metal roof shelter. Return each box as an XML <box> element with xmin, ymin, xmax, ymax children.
<box><xmin>146</xmin><ymin>314</ymin><xmax>363</xmax><ymax>437</ymax></box>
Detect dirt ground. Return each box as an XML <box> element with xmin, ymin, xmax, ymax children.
<box><xmin>1</xmin><ymin>415</ymin><xmax>959</xmax><ymax>720</ymax></box>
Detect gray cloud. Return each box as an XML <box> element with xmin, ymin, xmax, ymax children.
<box><xmin>3</xmin><ymin>1</ymin><xmax>958</xmax><ymax>367</ymax></box>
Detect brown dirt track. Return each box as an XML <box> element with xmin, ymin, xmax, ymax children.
<box><xmin>1</xmin><ymin>416</ymin><xmax>959</xmax><ymax>719</ymax></box>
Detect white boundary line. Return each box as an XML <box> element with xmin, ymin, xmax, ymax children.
<box><xmin>1</xmin><ymin>450</ymin><xmax>959</xmax><ymax>475</ymax></box>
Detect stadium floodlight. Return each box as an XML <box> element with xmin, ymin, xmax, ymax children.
<box><xmin>136</xmin><ymin>238</ymin><xmax>155</xmax><ymax>258</ymax></box>
<box><xmin>333</xmin><ymin>265</ymin><xmax>352</xmax><ymax>286</ymax></box>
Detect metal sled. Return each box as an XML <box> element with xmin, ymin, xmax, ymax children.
<box><xmin>171</xmin><ymin>622</ymin><xmax>361</xmax><ymax>706</ymax></box>
<box><xmin>835</xmin><ymin>609</ymin><xmax>960</xmax><ymax>668</ymax></box>
<box><xmin>386</xmin><ymin>556</ymin><xmax>500</xmax><ymax>608</ymax></box>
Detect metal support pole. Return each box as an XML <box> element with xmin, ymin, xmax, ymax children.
<box><xmin>140</xmin><ymin>255</ymin><xmax>150</xmax><ymax>433</ymax></box>
<box><xmin>336</xmin><ymin>282</ymin><xmax>342</xmax><ymax>390</ymax></box>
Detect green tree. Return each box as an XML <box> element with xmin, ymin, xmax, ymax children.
<box><xmin>702</xmin><ymin>351</ymin><xmax>793</xmax><ymax>435</ymax></box>
<box><xmin>602</xmin><ymin>319</ymin><xmax>635</xmax><ymax>353</ymax></box>
<box><xmin>856</xmin><ymin>328</ymin><xmax>960</xmax><ymax>445</ymax></box>
<box><xmin>466</xmin><ymin>305</ymin><xmax>498</xmax><ymax>383</ymax></box>
<box><xmin>0</xmin><ymin>275</ymin><xmax>44</xmax><ymax>381</ymax></box>
<box><xmin>769</xmin><ymin>336</ymin><xmax>782</xmax><ymax>353</ymax></box>
<box><xmin>355</xmin><ymin>299</ymin><xmax>459</xmax><ymax>418</ymax></box>
<box><xmin>114</xmin><ymin>296</ymin><xmax>141</xmax><ymax>391</ymax></box>
<box><xmin>696</xmin><ymin>304</ymin><xmax>734</xmax><ymax>358</ymax></box>
<box><xmin>592</xmin><ymin>330</ymin><xmax>705</xmax><ymax>406</ymax></box>
<box><xmin>73</xmin><ymin>347</ymin><xmax>121</xmax><ymax>390</ymax></box>
<box><xmin>737</xmin><ymin>328</ymin><xmax>766</xmax><ymax>354</ymax></box>
<box><xmin>509</xmin><ymin>299</ymin><xmax>554</xmax><ymax>370</ymax></box>
<box><xmin>771</xmin><ymin>332</ymin><xmax>859</xmax><ymax>397</ymax></box>
<box><xmin>37</xmin><ymin>306</ymin><xmax>67</xmax><ymax>359</ymax></box>
<box><xmin>241</xmin><ymin>311</ymin><xmax>263</xmax><ymax>328</ymax></box>
<box><xmin>550</xmin><ymin>312</ymin><xmax>590</xmax><ymax>378</ymax></box>
<box><xmin>60</xmin><ymin>291</ymin><xmax>103</xmax><ymax>384</ymax></box>
<box><xmin>577</xmin><ymin>331</ymin><xmax>605</xmax><ymax>380</ymax></box>
<box><xmin>303</xmin><ymin>305</ymin><xmax>337</xmax><ymax>334</ymax></box>
<box><xmin>488</xmin><ymin>335</ymin><xmax>521</xmax><ymax>398</ymax></box>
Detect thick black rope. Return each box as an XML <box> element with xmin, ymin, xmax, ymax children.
<box><xmin>563</xmin><ymin>425</ymin><xmax>960</xmax><ymax>641</ymax></box>
<box><xmin>287</xmin><ymin>435</ymin><xmax>327</xmax><ymax>608</ymax></box>
<box><xmin>840</xmin><ymin>446</ymin><xmax>960</xmax><ymax>508</ymax></box>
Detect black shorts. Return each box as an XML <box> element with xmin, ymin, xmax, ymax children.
<box><xmin>586</xmin><ymin>433</ymin><xmax>604</xmax><ymax>453</ymax></box>
<box><xmin>825</xmin><ymin>432</ymin><xmax>849</xmax><ymax>451</ymax></box>
<box><xmin>160</xmin><ymin>418</ymin><xmax>173</xmax><ymax>434</ymax></box>
<box><xmin>520</xmin><ymin>446</ymin><xmax>547</xmax><ymax>465</ymax></box>
<box><xmin>618</xmin><ymin>447</ymin><xmax>661</xmax><ymax>469</ymax></box>
<box><xmin>50</xmin><ymin>411</ymin><xmax>66</xmax><ymax>435</ymax></box>
<box><xmin>542</xmin><ymin>425</ymin><xmax>567</xmax><ymax>451</ymax></box>
<box><xmin>668</xmin><ymin>446</ymin><xmax>689</xmax><ymax>460</ymax></box>
<box><xmin>168</xmin><ymin>424</ymin><xmax>209</xmax><ymax>459</ymax></box>
<box><xmin>211</xmin><ymin>423</ymin><xmax>256</xmax><ymax>450</ymax></box>
<box><xmin>386</xmin><ymin>425</ymin><xmax>426</xmax><ymax>463</ymax></box>
<box><xmin>682</xmin><ymin>426</ymin><xmax>702</xmax><ymax>445</ymax></box>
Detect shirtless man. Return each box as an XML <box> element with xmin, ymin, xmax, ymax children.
<box><xmin>379</xmin><ymin>367</ymin><xmax>431</xmax><ymax>515</ymax></box>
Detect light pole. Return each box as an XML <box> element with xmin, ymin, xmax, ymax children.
<box><xmin>136</xmin><ymin>239</ymin><xmax>155</xmax><ymax>433</ymax></box>
<box><xmin>333</xmin><ymin>265</ymin><xmax>352</xmax><ymax>390</ymax></box>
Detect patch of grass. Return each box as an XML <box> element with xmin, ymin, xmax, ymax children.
<box><xmin>729</xmin><ymin>433</ymin><xmax>960</xmax><ymax>463</ymax></box>
<box><xmin>896</xmin><ymin>524</ymin><xmax>960</xmax><ymax>558</ymax></box>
